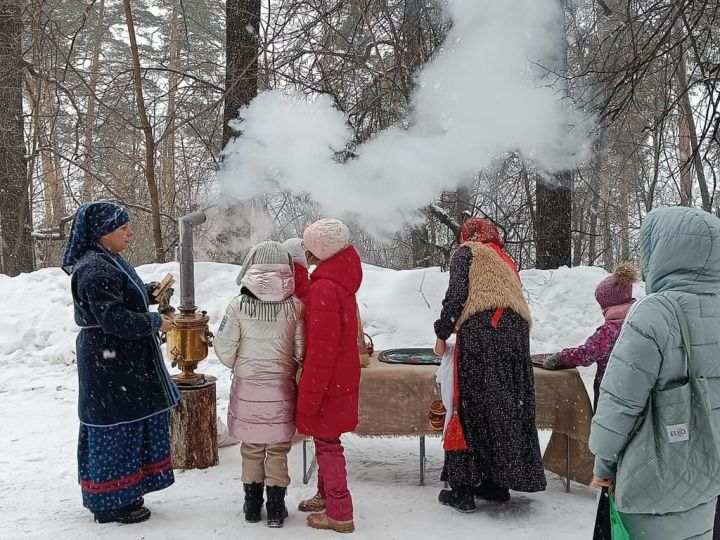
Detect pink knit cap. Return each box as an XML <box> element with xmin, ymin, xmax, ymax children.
<box><xmin>594</xmin><ymin>262</ymin><xmax>638</xmax><ymax>310</ymax></box>
<box><xmin>303</xmin><ymin>218</ymin><xmax>350</xmax><ymax>261</ymax></box>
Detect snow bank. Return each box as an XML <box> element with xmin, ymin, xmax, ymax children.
<box><xmin>0</xmin><ymin>262</ymin><xmax>639</xmax><ymax>367</ymax></box>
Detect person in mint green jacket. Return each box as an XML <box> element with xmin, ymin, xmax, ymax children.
<box><xmin>589</xmin><ymin>206</ymin><xmax>720</xmax><ymax>540</ymax></box>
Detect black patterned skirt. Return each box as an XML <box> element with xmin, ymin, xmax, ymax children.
<box><xmin>441</xmin><ymin>309</ymin><xmax>546</xmax><ymax>492</ymax></box>
<box><xmin>78</xmin><ymin>412</ymin><xmax>174</xmax><ymax>512</ymax></box>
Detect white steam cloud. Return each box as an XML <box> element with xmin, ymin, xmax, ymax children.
<box><xmin>219</xmin><ymin>0</ymin><xmax>590</xmax><ymax>233</ymax></box>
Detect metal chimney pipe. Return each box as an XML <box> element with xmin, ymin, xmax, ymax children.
<box><xmin>178</xmin><ymin>210</ymin><xmax>207</xmax><ymax>313</ymax></box>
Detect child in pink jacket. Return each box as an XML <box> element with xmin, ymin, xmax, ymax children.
<box><xmin>215</xmin><ymin>241</ymin><xmax>305</xmax><ymax>528</ymax></box>
<box><xmin>543</xmin><ymin>262</ymin><xmax>639</xmax><ymax>410</ymax></box>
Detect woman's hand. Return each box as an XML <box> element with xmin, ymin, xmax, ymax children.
<box><xmin>542</xmin><ymin>354</ymin><xmax>560</xmax><ymax>370</ymax></box>
<box><xmin>160</xmin><ymin>315</ymin><xmax>175</xmax><ymax>333</ymax></box>
<box><xmin>591</xmin><ymin>476</ymin><xmax>615</xmax><ymax>492</ymax></box>
<box><xmin>434</xmin><ymin>338</ymin><xmax>447</xmax><ymax>357</ymax></box>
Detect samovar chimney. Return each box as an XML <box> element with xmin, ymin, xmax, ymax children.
<box><xmin>167</xmin><ymin>209</ymin><xmax>212</xmax><ymax>386</ymax></box>
<box><xmin>178</xmin><ymin>210</ymin><xmax>207</xmax><ymax>314</ymax></box>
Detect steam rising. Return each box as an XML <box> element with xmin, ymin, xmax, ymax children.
<box><xmin>219</xmin><ymin>0</ymin><xmax>590</xmax><ymax>233</ymax></box>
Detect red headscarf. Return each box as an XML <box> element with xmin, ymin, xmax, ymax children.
<box><xmin>459</xmin><ymin>218</ymin><xmax>519</xmax><ymax>279</ymax></box>
<box><xmin>460</xmin><ymin>218</ymin><xmax>503</xmax><ymax>246</ymax></box>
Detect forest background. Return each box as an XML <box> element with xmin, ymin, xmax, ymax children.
<box><xmin>0</xmin><ymin>0</ymin><xmax>718</xmax><ymax>276</ymax></box>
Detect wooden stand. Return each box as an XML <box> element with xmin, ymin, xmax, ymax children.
<box><xmin>170</xmin><ymin>375</ymin><xmax>219</xmax><ymax>469</ymax></box>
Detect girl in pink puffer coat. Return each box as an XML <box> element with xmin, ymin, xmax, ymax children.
<box><xmin>214</xmin><ymin>241</ymin><xmax>305</xmax><ymax>529</ymax></box>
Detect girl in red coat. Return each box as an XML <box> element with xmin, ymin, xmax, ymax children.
<box><xmin>296</xmin><ymin>218</ymin><xmax>362</xmax><ymax>534</ymax></box>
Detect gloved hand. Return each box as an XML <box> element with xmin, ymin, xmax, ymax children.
<box><xmin>149</xmin><ymin>281</ymin><xmax>175</xmax><ymax>314</ymax></box>
<box><xmin>160</xmin><ymin>287</ymin><xmax>175</xmax><ymax>302</ymax></box>
<box><xmin>153</xmin><ymin>284</ymin><xmax>174</xmax><ymax>303</ymax></box>
<box><xmin>543</xmin><ymin>354</ymin><xmax>561</xmax><ymax>370</ymax></box>
<box><xmin>157</xmin><ymin>288</ymin><xmax>175</xmax><ymax>316</ymax></box>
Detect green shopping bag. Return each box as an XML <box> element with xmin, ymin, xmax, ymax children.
<box><xmin>609</xmin><ymin>494</ymin><xmax>630</xmax><ymax>540</ymax></box>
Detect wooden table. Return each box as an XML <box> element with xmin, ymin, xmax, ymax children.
<box><xmin>302</xmin><ymin>357</ymin><xmax>594</xmax><ymax>489</ymax></box>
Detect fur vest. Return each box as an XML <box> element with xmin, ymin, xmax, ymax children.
<box><xmin>455</xmin><ymin>242</ymin><xmax>532</xmax><ymax>330</ymax></box>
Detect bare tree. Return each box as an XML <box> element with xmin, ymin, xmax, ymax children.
<box><xmin>536</xmin><ymin>174</ymin><xmax>572</xmax><ymax>269</ymax></box>
<box><xmin>82</xmin><ymin>0</ymin><xmax>105</xmax><ymax>200</ymax></box>
<box><xmin>0</xmin><ymin>0</ymin><xmax>33</xmax><ymax>275</ymax></box>
<box><xmin>123</xmin><ymin>0</ymin><xmax>164</xmax><ymax>262</ymax></box>
<box><xmin>224</xmin><ymin>0</ymin><xmax>260</xmax><ymax>147</ymax></box>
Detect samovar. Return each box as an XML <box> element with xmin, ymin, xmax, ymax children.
<box><xmin>163</xmin><ymin>210</ymin><xmax>213</xmax><ymax>386</ymax></box>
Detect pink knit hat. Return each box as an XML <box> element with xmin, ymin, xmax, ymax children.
<box><xmin>595</xmin><ymin>262</ymin><xmax>639</xmax><ymax>310</ymax></box>
<box><xmin>303</xmin><ymin>218</ymin><xmax>350</xmax><ymax>261</ymax></box>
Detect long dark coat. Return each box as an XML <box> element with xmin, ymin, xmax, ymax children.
<box><xmin>435</xmin><ymin>245</ymin><xmax>546</xmax><ymax>492</ymax></box>
<box><xmin>72</xmin><ymin>246</ymin><xmax>179</xmax><ymax>426</ymax></box>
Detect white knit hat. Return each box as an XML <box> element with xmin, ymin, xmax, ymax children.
<box><xmin>235</xmin><ymin>240</ymin><xmax>295</xmax><ymax>319</ymax></box>
<box><xmin>282</xmin><ymin>238</ymin><xmax>308</xmax><ymax>268</ymax></box>
<box><xmin>303</xmin><ymin>218</ymin><xmax>351</xmax><ymax>261</ymax></box>
<box><xmin>236</xmin><ymin>241</ymin><xmax>292</xmax><ymax>287</ymax></box>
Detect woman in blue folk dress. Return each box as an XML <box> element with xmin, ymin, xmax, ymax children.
<box><xmin>62</xmin><ymin>201</ymin><xmax>180</xmax><ymax>524</ymax></box>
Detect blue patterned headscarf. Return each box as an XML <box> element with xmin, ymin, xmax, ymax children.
<box><xmin>62</xmin><ymin>201</ymin><xmax>130</xmax><ymax>275</ymax></box>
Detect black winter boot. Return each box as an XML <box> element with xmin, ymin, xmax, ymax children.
<box><xmin>474</xmin><ymin>479</ymin><xmax>510</xmax><ymax>502</ymax></box>
<box><xmin>126</xmin><ymin>497</ymin><xmax>145</xmax><ymax>511</ymax></box>
<box><xmin>94</xmin><ymin>506</ymin><xmax>151</xmax><ymax>524</ymax></box>
<box><xmin>438</xmin><ymin>486</ymin><xmax>476</xmax><ymax>513</ymax></box>
<box><xmin>243</xmin><ymin>482</ymin><xmax>264</xmax><ymax>523</ymax></box>
<box><xmin>265</xmin><ymin>485</ymin><xmax>289</xmax><ymax>528</ymax></box>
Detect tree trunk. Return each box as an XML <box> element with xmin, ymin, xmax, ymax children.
<box><xmin>223</xmin><ymin>0</ymin><xmax>260</xmax><ymax>148</ymax></box>
<box><xmin>535</xmin><ymin>2</ymin><xmax>572</xmax><ymax>270</ymax></box>
<box><xmin>675</xmin><ymin>36</ymin><xmax>711</xmax><ymax>211</ymax></box>
<box><xmin>404</xmin><ymin>0</ymin><xmax>433</xmax><ymax>268</ymax></box>
<box><xmin>82</xmin><ymin>0</ymin><xmax>105</xmax><ymax>201</ymax></box>
<box><xmin>123</xmin><ymin>0</ymin><xmax>165</xmax><ymax>262</ymax></box>
<box><xmin>571</xmin><ymin>194</ymin><xmax>583</xmax><ymax>267</ymax></box>
<box><xmin>618</xmin><ymin>168</ymin><xmax>630</xmax><ymax>261</ymax></box>
<box><xmin>535</xmin><ymin>173</ymin><xmax>572</xmax><ymax>269</ymax></box>
<box><xmin>410</xmin><ymin>225</ymin><xmax>431</xmax><ymax>267</ymax></box>
<box><xmin>678</xmin><ymin>92</ymin><xmax>693</xmax><ymax>206</ymax></box>
<box><xmin>161</xmin><ymin>5</ymin><xmax>179</xmax><ymax>213</ymax></box>
<box><xmin>0</xmin><ymin>2</ymin><xmax>33</xmax><ymax>276</ymax></box>
<box><xmin>27</xmin><ymin>2</ymin><xmax>64</xmax><ymax>227</ymax></box>
<box><xmin>170</xmin><ymin>377</ymin><xmax>219</xmax><ymax>469</ymax></box>
<box><xmin>584</xmin><ymin>135</ymin><xmax>603</xmax><ymax>267</ymax></box>
<box><xmin>521</xmin><ymin>163</ymin><xmax>537</xmax><ymax>252</ymax></box>
<box><xmin>453</xmin><ymin>186</ymin><xmax>472</xmax><ymax>226</ymax></box>
<box><xmin>41</xmin><ymin>84</ymin><xmax>65</xmax><ymax>223</ymax></box>
<box><xmin>599</xmin><ymin>150</ymin><xmax>614</xmax><ymax>270</ymax></box>
<box><xmin>647</xmin><ymin>121</ymin><xmax>662</xmax><ymax>213</ymax></box>
<box><xmin>588</xmin><ymin>180</ymin><xmax>600</xmax><ymax>266</ymax></box>
<box><xmin>400</xmin><ymin>0</ymin><xmax>426</xmax><ymax>96</ymax></box>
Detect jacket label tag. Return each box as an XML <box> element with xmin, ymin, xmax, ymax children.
<box><xmin>666</xmin><ymin>423</ymin><xmax>689</xmax><ymax>443</ymax></box>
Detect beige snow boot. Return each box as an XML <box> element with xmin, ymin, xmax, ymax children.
<box><xmin>306</xmin><ymin>512</ymin><xmax>354</xmax><ymax>534</ymax></box>
<box><xmin>298</xmin><ymin>492</ymin><xmax>326</xmax><ymax>512</ymax></box>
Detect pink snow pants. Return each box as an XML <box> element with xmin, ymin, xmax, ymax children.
<box><xmin>314</xmin><ymin>436</ymin><xmax>353</xmax><ymax>521</ymax></box>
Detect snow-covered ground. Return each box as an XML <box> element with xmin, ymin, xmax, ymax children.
<box><xmin>0</xmin><ymin>262</ymin><xmax>635</xmax><ymax>539</ymax></box>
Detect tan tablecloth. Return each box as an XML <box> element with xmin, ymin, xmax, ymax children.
<box><xmin>534</xmin><ymin>367</ymin><xmax>595</xmax><ymax>485</ymax></box>
<box><xmin>354</xmin><ymin>357</ymin><xmax>594</xmax><ymax>485</ymax></box>
<box><xmin>355</xmin><ymin>357</ymin><xmax>441</xmax><ymax>436</ymax></box>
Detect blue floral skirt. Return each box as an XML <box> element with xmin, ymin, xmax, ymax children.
<box><xmin>78</xmin><ymin>412</ymin><xmax>174</xmax><ymax>512</ymax></box>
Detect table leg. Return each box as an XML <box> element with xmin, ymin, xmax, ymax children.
<box><xmin>302</xmin><ymin>438</ymin><xmax>317</xmax><ymax>485</ymax></box>
<box><xmin>565</xmin><ymin>434</ymin><xmax>571</xmax><ymax>493</ymax></box>
<box><xmin>420</xmin><ymin>436</ymin><xmax>426</xmax><ymax>486</ymax></box>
